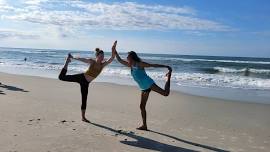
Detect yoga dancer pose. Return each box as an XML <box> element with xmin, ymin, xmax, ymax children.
<box><xmin>58</xmin><ymin>41</ymin><xmax>117</xmax><ymax>122</ymax></box>
<box><xmin>115</xmin><ymin>49</ymin><xmax>172</xmax><ymax>130</ymax></box>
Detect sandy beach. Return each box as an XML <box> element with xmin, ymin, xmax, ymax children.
<box><xmin>0</xmin><ymin>72</ymin><xmax>269</xmax><ymax>152</ymax></box>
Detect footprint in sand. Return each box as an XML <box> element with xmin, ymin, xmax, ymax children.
<box><xmin>59</xmin><ymin>120</ymin><xmax>76</xmax><ymax>123</ymax></box>
<box><xmin>112</xmin><ymin>130</ymin><xmax>135</xmax><ymax>137</ymax></box>
<box><xmin>60</xmin><ymin>120</ymin><xmax>67</xmax><ymax>123</ymax></box>
<box><xmin>27</xmin><ymin>118</ymin><xmax>42</xmax><ymax>126</ymax></box>
<box><xmin>29</xmin><ymin>118</ymin><xmax>41</xmax><ymax>122</ymax></box>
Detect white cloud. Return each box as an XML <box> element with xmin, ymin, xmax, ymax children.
<box><xmin>0</xmin><ymin>29</ymin><xmax>40</xmax><ymax>39</ymax></box>
<box><xmin>72</xmin><ymin>1</ymin><xmax>197</xmax><ymax>15</ymax></box>
<box><xmin>0</xmin><ymin>0</ymin><xmax>234</xmax><ymax>52</ymax></box>
<box><xmin>24</xmin><ymin>0</ymin><xmax>49</xmax><ymax>5</ymax></box>
<box><xmin>0</xmin><ymin>0</ymin><xmax>14</xmax><ymax>13</ymax></box>
<box><xmin>1</xmin><ymin>0</ymin><xmax>231</xmax><ymax>31</ymax></box>
<box><xmin>0</xmin><ymin>0</ymin><xmax>6</xmax><ymax>5</ymax></box>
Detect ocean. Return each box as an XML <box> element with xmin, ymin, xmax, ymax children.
<box><xmin>1</xmin><ymin>47</ymin><xmax>270</xmax><ymax>104</ymax></box>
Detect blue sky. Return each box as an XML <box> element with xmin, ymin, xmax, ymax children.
<box><xmin>0</xmin><ymin>0</ymin><xmax>269</xmax><ymax>57</ymax></box>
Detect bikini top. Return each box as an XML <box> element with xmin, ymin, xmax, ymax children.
<box><xmin>85</xmin><ymin>61</ymin><xmax>103</xmax><ymax>78</ymax></box>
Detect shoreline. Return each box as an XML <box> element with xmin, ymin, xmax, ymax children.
<box><xmin>0</xmin><ymin>71</ymin><xmax>243</xmax><ymax>104</ymax></box>
<box><xmin>0</xmin><ymin>67</ymin><xmax>270</xmax><ymax>104</ymax></box>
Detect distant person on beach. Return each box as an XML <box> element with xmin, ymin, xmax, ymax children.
<box><xmin>58</xmin><ymin>41</ymin><xmax>117</xmax><ymax>122</ymax></box>
<box><xmin>24</xmin><ymin>57</ymin><xmax>27</xmax><ymax>62</ymax></box>
<box><xmin>115</xmin><ymin>47</ymin><xmax>172</xmax><ymax>131</ymax></box>
<box><xmin>244</xmin><ymin>67</ymin><xmax>250</xmax><ymax>76</ymax></box>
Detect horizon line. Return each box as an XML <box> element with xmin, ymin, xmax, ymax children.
<box><xmin>0</xmin><ymin>46</ymin><xmax>269</xmax><ymax>59</ymax></box>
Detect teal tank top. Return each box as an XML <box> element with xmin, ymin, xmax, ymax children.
<box><xmin>131</xmin><ymin>64</ymin><xmax>154</xmax><ymax>90</ymax></box>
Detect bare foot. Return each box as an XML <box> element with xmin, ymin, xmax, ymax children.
<box><xmin>82</xmin><ymin>118</ymin><xmax>90</xmax><ymax>123</ymax></box>
<box><xmin>68</xmin><ymin>53</ymin><xmax>73</xmax><ymax>59</ymax></box>
<box><xmin>136</xmin><ymin>125</ymin><xmax>148</xmax><ymax>131</ymax></box>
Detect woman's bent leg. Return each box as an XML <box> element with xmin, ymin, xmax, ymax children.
<box><xmin>150</xmin><ymin>83</ymin><xmax>169</xmax><ymax>96</ymax></box>
<box><xmin>150</xmin><ymin>70</ymin><xmax>172</xmax><ymax>96</ymax></box>
<box><xmin>58</xmin><ymin>69</ymin><xmax>84</xmax><ymax>83</ymax></box>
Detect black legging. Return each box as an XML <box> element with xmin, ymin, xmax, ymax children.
<box><xmin>58</xmin><ymin>69</ymin><xmax>89</xmax><ymax>110</ymax></box>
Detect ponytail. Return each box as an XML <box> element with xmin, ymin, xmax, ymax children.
<box><xmin>95</xmin><ymin>48</ymin><xmax>104</xmax><ymax>56</ymax></box>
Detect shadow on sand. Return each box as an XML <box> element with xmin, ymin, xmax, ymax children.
<box><xmin>149</xmin><ymin>130</ymin><xmax>229</xmax><ymax>152</ymax></box>
<box><xmin>89</xmin><ymin>122</ymin><xmax>229</xmax><ymax>152</ymax></box>
<box><xmin>0</xmin><ymin>89</ymin><xmax>5</xmax><ymax>95</ymax></box>
<box><xmin>0</xmin><ymin>83</ymin><xmax>29</xmax><ymax>94</ymax></box>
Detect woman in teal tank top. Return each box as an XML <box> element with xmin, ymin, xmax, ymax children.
<box><xmin>115</xmin><ymin>47</ymin><xmax>172</xmax><ymax>131</ymax></box>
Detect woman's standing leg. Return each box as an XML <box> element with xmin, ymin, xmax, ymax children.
<box><xmin>137</xmin><ymin>90</ymin><xmax>150</xmax><ymax>130</ymax></box>
<box><xmin>80</xmin><ymin>82</ymin><xmax>90</xmax><ymax>123</ymax></box>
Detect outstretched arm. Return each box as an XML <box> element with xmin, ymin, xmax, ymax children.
<box><xmin>103</xmin><ymin>41</ymin><xmax>117</xmax><ymax>67</ymax></box>
<box><xmin>72</xmin><ymin>55</ymin><xmax>94</xmax><ymax>64</ymax></box>
<box><xmin>115</xmin><ymin>48</ymin><xmax>129</xmax><ymax>67</ymax></box>
<box><xmin>138</xmin><ymin>61</ymin><xmax>172</xmax><ymax>71</ymax></box>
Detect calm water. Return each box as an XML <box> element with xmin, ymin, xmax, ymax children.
<box><xmin>1</xmin><ymin>47</ymin><xmax>270</xmax><ymax>103</ymax></box>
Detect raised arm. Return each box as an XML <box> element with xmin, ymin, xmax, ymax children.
<box><xmin>103</xmin><ymin>41</ymin><xmax>117</xmax><ymax>67</ymax></box>
<box><xmin>114</xmin><ymin>44</ymin><xmax>129</xmax><ymax>67</ymax></box>
<box><xmin>115</xmin><ymin>51</ymin><xmax>129</xmax><ymax>67</ymax></box>
<box><xmin>138</xmin><ymin>61</ymin><xmax>172</xmax><ymax>71</ymax></box>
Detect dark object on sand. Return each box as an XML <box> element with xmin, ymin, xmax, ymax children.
<box><xmin>244</xmin><ymin>67</ymin><xmax>250</xmax><ymax>76</ymax></box>
<box><xmin>61</xmin><ymin>120</ymin><xmax>67</xmax><ymax>123</ymax></box>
